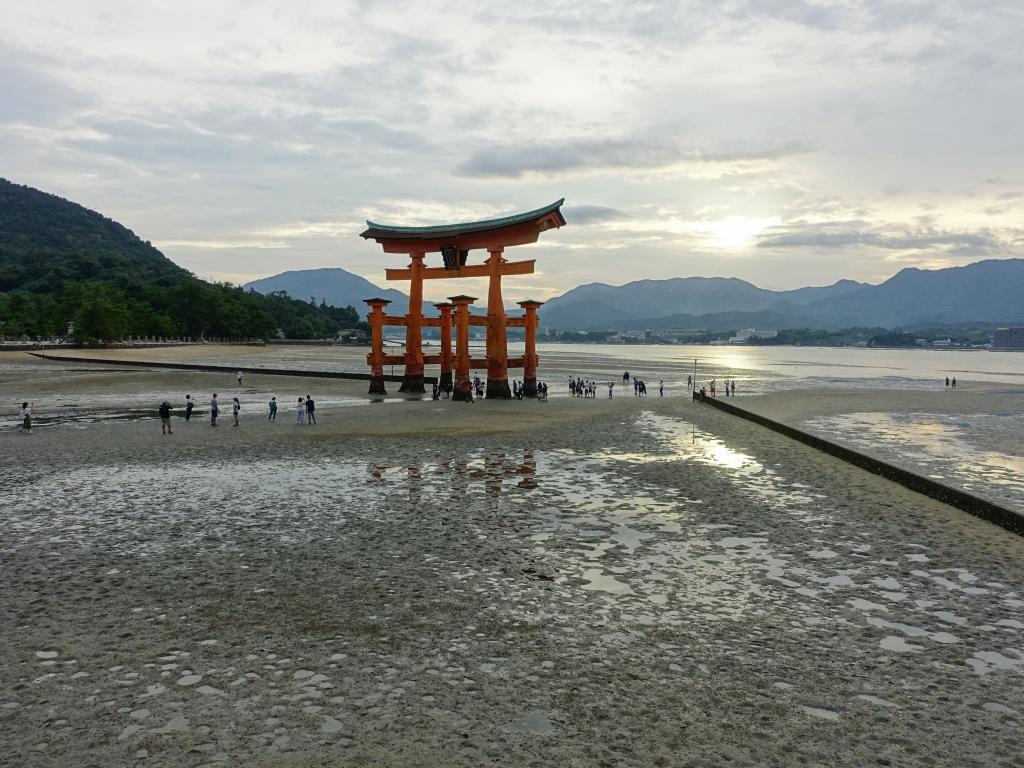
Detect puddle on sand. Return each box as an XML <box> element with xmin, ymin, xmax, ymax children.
<box><xmin>805</xmin><ymin>412</ymin><xmax>1024</xmax><ymax>513</ymax></box>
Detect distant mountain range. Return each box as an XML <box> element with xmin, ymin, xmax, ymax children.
<box><xmin>539</xmin><ymin>259</ymin><xmax>1024</xmax><ymax>331</ymax></box>
<box><xmin>247</xmin><ymin>258</ymin><xmax>1024</xmax><ymax>332</ymax></box>
<box><xmin>245</xmin><ymin>268</ymin><xmax>409</xmax><ymax>314</ymax></box>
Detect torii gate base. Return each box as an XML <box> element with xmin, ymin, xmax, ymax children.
<box><xmin>363</xmin><ymin>296</ymin><xmax>543</xmax><ymax>400</ymax></box>
<box><xmin>359</xmin><ymin>200</ymin><xmax>564</xmax><ymax>399</ymax></box>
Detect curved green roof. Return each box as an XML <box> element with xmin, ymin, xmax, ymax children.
<box><xmin>361</xmin><ymin>199</ymin><xmax>565</xmax><ymax>240</ymax></box>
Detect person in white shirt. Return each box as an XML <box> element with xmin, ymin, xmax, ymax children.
<box><xmin>296</xmin><ymin>397</ymin><xmax>305</xmax><ymax>424</ymax></box>
<box><xmin>210</xmin><ymin>393</ymin><xmax>220</xmax><ymax>426</ymax></box>
<box><xmin>20</xmin><ymin>401</ymin><xmax>32</xmax><ymax>433</ymax></box>
<box><xmin>236</xmin><ymin>370</ymin><xmax>243</xmax><ymax>386</ymax></box>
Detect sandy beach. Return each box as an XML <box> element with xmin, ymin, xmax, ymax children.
<box><xmin>2</xmin><ymin>350</ymin><xmax>1023</xmax><ymax>767</ymax></box>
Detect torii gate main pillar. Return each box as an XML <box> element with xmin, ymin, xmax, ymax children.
<box><xmin>485</xmin><ymin>248</ymin><xmax>511</xmax><ymax>399</ymax></box>
<box><xmin>399</xmin><ymin>252</ymin><xmax>426</xmax><ymax>394</ymax></box>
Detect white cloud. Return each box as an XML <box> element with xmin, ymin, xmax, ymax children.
<box><xmin>1</xmin><ymin>0</ymin><xmax>1022</xmax><ymax>292</ymax></box>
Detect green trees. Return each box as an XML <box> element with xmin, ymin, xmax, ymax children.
<box><xmin>69</xmin><ymin>283</ymin><xmax>130</xmax><ymax>342</ymax></box>
<box><xmin>0</xmin><ymin>277</ymin><xmax>366</xmax><ymax>342</ymax></box>
<box><xmin>0</xmin><ymin>178</ymin><xmax>367</xmax><ymax>341</ymax></box>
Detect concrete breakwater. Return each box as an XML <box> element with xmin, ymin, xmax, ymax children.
<box><xmin>694</xmin><ymin>392</ymin><xmax>1024</xmax><ymax>536</ymax></box>
<box><xmin>29</xmin><ymin>351</ymin><xmax>433</xmax><ymax>385</ymax></box>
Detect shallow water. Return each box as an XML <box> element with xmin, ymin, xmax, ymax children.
<box><xmin>805</xmin><ymin>412</ymin><xmax>1024</xmax><ymax>513</ymax></box>
<box><xmin>45</xmin><ymin>342</ymin><xmax>1024</xmax><ymax>394</ymax></box>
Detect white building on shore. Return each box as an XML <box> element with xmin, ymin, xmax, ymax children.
<box><xmin>728</xmin><ymin>328</ymin><xmax>778</xmax><ymax>344</ymax></box>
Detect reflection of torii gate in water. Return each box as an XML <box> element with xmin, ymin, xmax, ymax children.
<box><xmin>359</xmin><ymin>200</ymin><xmax>566</xmax><ymax>400</ymax></box>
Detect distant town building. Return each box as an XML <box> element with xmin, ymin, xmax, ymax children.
<box><xmin>607</xmin><ymin>330</ymin><xmax>649</xmax><ymax>343</ymax></box>
<box><xmin>728</xmin><ymin>328</ymin><xmax>778</xmax><ymax>344</ymax></box>
<box><xmin>993</xmin><ymin>327</ymin><xmax>1024</xmax><ymax>349</ymax></box>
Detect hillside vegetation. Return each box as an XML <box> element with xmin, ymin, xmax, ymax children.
<box><xmin>0</xmin><ymin>179</ymin><xmax>365</xmax><ymax>341</ymax></box>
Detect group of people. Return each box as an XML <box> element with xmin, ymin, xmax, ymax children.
<box><xmin>285</xmin><ymin>396</ymin><xmax>317</xmax><ymax>424</ymax></box>
<box><xmin>944</xmin><ymin>376</ymin><xmax>958</xmax><ymax>389</ymax></box>
<box><xmin>157</xmin><ymin>391</ymin><xmax>318</xmax><ymax>433</ymax></box>
<box><xmin>569</xmin><ymin>377</ymin><xmax>598</xmax><ymax>398</ymax></box>
<box><xmin>700</xmin><ymin>379</ymin><xmax>737</xmax><ymax>398</ymax></box>
<box><xmin>697</xmin><ymin>379</ymin><xmax>738</xmax><ymax>398</ymax></box>
<box><xmin>424</xmin><ymin>372</ymin><xmax>554</xmax><ymax>401</ymax></box>
<box><xmin>621</xmin><ymin>371</ymin><xmax>663</xmax><ymax>397</ymax></box>
<box><xmin>429</xmin><ymin>377</ymin><xmax>550</xmax><ymax>401</ymax></box>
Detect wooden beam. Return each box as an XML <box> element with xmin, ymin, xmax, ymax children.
<box><xmin>385</xmin><ymin>260</ymin><xmax>534</xmax><ymax>281</ymax></box>
<box><xmin>380</xmin><ymin>314</ymin><xmax>527</xmax><ymax>328</ymax></box>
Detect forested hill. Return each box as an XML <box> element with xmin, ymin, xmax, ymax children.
<box><xmin>0</xmin><ymin>178</ymin><xmax>188</xmax><ymax>292</ymax></box>
<box><xmin>0</xmin><ymin>179</ymin><xmax>365</xmax><ymax>341</ymax></box>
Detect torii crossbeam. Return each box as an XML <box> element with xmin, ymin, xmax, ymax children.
<box><xmin>359</xmin><ymin>200</ymin><xmax>565</xmax><ymax>399</ymax></box>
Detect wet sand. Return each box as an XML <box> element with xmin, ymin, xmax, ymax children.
<box><xmin>2</xmin><ymin>356</ymin><xmax>1024</xmax><ymax>767</ymax></box>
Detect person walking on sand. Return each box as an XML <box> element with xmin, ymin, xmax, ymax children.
<box><xmin>210</xmin><ymin>393</ymin><xmax>220</xmax><ymax>426</ymax></box>
<box><xmin>296</xmin><ymin>397</ymin><xmax>305</xmax><ymax>424</ymax></box>
<box><xmin>945</xmin><ymin>376</ymin><xmax>949</xmax><ymax>389</ymax></box>
<box><xmin>232</xmin><ymin>397</ymin><xmax>241</xmax><ymax>427</ymax></box>
<box><xmin>623</xmin><ymin>371</ymin><xmax>630</xmax><ymax>385</ymax></box>
<box><xmin>268</xmin><ymin>396</ymin><xmax>277</xmax><ymax>421</ymax></box>
<box><xmin>20</xmin><ymin>401</ymin><xmax>32</xmax><ymax>433</ymax></box>
<box><xmin>305</xmin><ymin>395</ymin><xmax>316</xmax><ymax>425</ymax></box>
<box><xmin>952</xmin><ymin>377</ymin><xmax>957</xmax><ymax>390</ymax></box>
<box><xmin>185</xmin><ymin>394</ymin><xmax>194</xmax><ymax>422</ymax></box>
<box><xmin>237</xmin><ymin>370</ymin><xmax>244</xmax><ymax>387</ymax></box>
<box><xmin>659</xmin><ymin>380</ymin><xmax>664</xmax><ymax>397</ymax></box>
<box><xmin>608</xmin><ymin>382</ymin><xmax>614</xmax><ymax>399</ymax></box>
<box><xmin>159</xmin><ymin>400</ymin><xmax>173</xmax><ymax>434</ymax></box>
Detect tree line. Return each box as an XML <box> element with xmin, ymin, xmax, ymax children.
<box><xmin>0</xmin><ymin>279</ymin><xmax>366</xmax><ymax>343</ymax></box>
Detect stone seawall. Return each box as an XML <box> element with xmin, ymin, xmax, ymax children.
<box><xmin>28</xmin><ymin>352</ymin><xmax>432</xmax><ymax>385</ymax></box>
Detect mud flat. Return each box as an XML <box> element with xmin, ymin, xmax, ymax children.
<box><xmin>1</xmin><ymin>366</ymin><xmax>1023</xmax><ymax>767</ymax></box>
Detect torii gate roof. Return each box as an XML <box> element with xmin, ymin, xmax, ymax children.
<box><xmin>360</xmin><ymin>199</ymin><xmax>565</xmax><ymax>242</ymax></box>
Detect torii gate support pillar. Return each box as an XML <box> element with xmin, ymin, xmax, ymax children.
<box><xmin>518</xmin><ymin>299</ymin><xmax>543</xmax><ymax>397</ymax></box>
<box><xmin>434</xmin><ymin>302</ymin><xmax>454</xmax><ymax>393</ymax></box>
<box><xmin>450</xmin><ymin>295</ymin><xmax>475</xmax><ymax>402</ymax></box>
<box><xmin>364</xmin><ymin>298</ymin><xmax>391</xmax><ymax>395</ymax></box>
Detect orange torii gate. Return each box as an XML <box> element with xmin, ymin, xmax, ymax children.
<box><xmin>360</xmin><ymin>200</ymin><xmax>565</xmax><ymax>400</ymax></box>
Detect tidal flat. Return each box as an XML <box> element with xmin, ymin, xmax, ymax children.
<box><xmin>1</xmin><ymin>359</ymin><xmax>1023</xmax><ymax>767</ymax></box>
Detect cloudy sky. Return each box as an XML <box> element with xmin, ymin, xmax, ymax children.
<box><xmin>3</xmin><ymin>0</ymin><xmax>1022</xmax><ymax>303</ymax></box>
